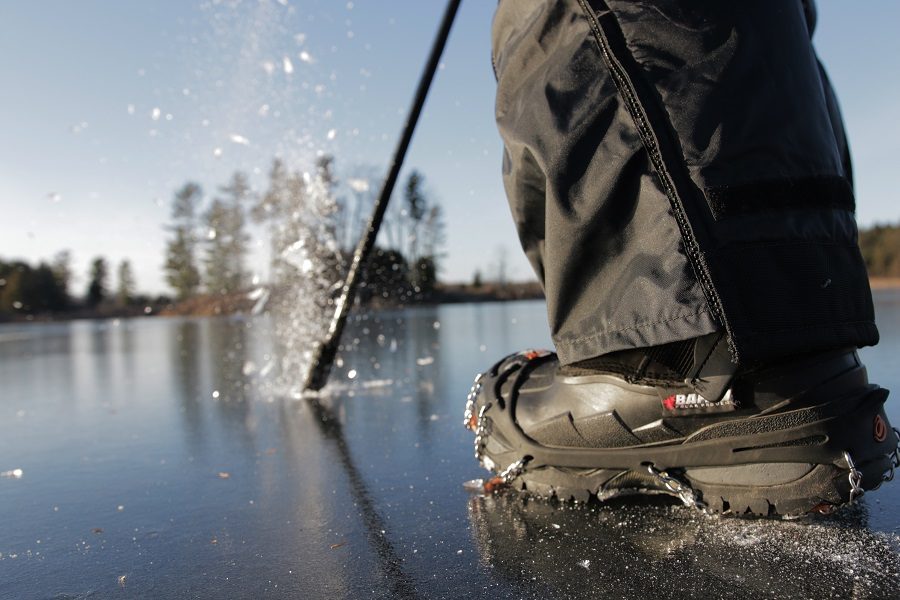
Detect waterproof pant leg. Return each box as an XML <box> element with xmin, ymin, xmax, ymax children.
<box><xmin>492</xmin><ymin>0</ymin><xmax>877</xmax><ymax>366</ymax></box>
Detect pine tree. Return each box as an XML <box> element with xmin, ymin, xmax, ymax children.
<box><xmin>117</xmin><ymin>260</ymin><xmax>136</xmax><ymax>306</ymax></box>
<box><xmin>51</xmin><ymin>250</ymin><xmax>72</xmax><ymax>309</ymax></box>
<box><xmin>204</xmin><ymin>172</ymin><xmax>252</xmax><ymax>294</ymax></box>
<box><xmin>164</xmin><ymin>183</ymin><xmax>203</xmax><ymax>300</ymax></box>
<box><xmin>86</xmin><ymin>257</ymin><xmax>108</xmax><ymax>308</ymax></box>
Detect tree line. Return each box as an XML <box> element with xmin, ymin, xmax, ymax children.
<box><xmin>859</xmin><ymin>223</ymin><xmax>900</xmax><ymax>278</ymax></box>
<box><xmin>0</xmin><ymin>252</ymin><xmax>146</xmax><ymax>317</ymax></box>
<box><xmin>3</xmin><ymin>214</ymin><xmax>899</xmax><ymax>320</ymax></box>
<box><xmin>0</xmin><ymin>155</ymin><xmax>446</xmax><ymax>320</ymax></box>
<box><xmin>163</xmin><ymin>155</ymin><xmax>446</xmax><ymax>304</ymax></box>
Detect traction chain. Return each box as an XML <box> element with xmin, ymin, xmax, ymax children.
<box><xmin>644</xmin><ymin>464</ymin><xmax>707</xmax><ymax>510</ymax></box>
<box><xmin>849</xmin><ymin>426</ymin><xmax>900</xmax><ymax>501</ymax></box>
<box><xmin>462</xmin><ymin>373</ymin><xmax>483</xmax><ymax>429</ymax></box>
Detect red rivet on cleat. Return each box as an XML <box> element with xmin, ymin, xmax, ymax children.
<box><xmin>809</xmin><ymin>502</ymin><xmax>835</xmax><ymax>515</ymax></box>
<box><xmin>874</xmin><ymin>415</ymin><xmax>887</xmax><ymax>443</ymax></box>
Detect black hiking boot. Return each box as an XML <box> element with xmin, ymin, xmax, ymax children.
<box><xmin>463</xmin><ymin>346</ymin><xmax>900</xmax><ymax>517</ymax></box>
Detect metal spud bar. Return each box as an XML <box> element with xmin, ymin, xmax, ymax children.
<box><xmin>303</xmin><ymin>0</ymin><xmax>462</xmax><ymax>393</ymax></box>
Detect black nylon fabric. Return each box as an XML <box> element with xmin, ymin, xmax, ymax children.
<box><xmin>492</xmin><ymin>0</ymin><xmax>878</xmax><ymax>365</ymax></box>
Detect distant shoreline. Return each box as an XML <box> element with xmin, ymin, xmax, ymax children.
<box><xmin>4</xmin><ymin>278</ymin><xmax>900</xmax><ymax>324</ymax></box>
<box><xmin>869</xmin><ymin>277</ymin><xmax>900</xmax><ymax>290</ymax></box>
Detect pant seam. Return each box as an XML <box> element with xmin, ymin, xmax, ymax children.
<box><xmin>575</xmin><ymin>0</ymin><xmax>734</xmax><ymax>357</ymax></box>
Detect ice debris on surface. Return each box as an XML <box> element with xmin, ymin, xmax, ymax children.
<box><xmin>466</xmin><ymin>495</ymin><xmax>900</xmax><ymax>598</ymax></box>
<box><xmin>0</xmin><ymin>468</ymin><xmax>23</xmax><ymax>479</ymax></box>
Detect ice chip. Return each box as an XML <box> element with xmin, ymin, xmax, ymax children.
<box><xmin>416</xmin><ymin>356</ymin><xmax>434</xmax><ymax>366</ymax></box>
<box><xmin>261</xmin><ymin>60</ymin><xmax>276</xmax><ymax>75</ymax></box>
<box><xmin>0</xmin><ymin>468</ymin><xmax>23</xmax><ymax>479</ymax></box>
<box><xmin>127</xmin><ymin>104</ymin><xmax>135</xmax><ymax>115</ymax></box>
<box><xmin>327</xmin><ymin>129</ymin><xmax>337</xmax><ymax>140</ymax></box>
<box><xmin>251</xmin><ymin>288</ymin><xmax>270</xmax><ymax>315</ymax></box>
<box><xmin>362</xmin><ymin>379</ymin><xmax>393</xmax><ymax>389</ymax></box>
<box><xmin>151</xmin><ymin>107</ymin><xmax>161</xmax><ymax>121</ymax></box>
<box><xmin>213</xmin><ymin>147</ymin><xmax>223</xmax><ymax>158</ymax></box>
<box><xmin>462</xmin><ymin>479</ymin><xmax>485</xmax><ymax>492</ymax></box>
<box><xmin>347</xmin><ymin>369</ymin><xmax>357</xmax><ymax>380</ymax></box>
<box><xmin>348</xmin><ymin>178</ymin><xmax>370</xmax><ymax>193</ymax></box>
<box><xmin>578</xmin><ymin>559</ymin><xmax>590</xmax><ymax>570</ymax></box>
<box><xmin>299</xmin><ymin>50</ymin><xmax>313</xmax><ymax>64</ymax></box>
<box><xmin>230</xmin><ymin>133</ymin><xmax>250</xmax><ymax>145</ymax></box>
<box><xmin>259</xmin><ymin>360</ymin><xmax>275</xmax><ymax>378</ymax></box>
<box><xmin>283</xmin><ymin>56</ymin><xmax>294</xmax><ymax>74</ymax></box>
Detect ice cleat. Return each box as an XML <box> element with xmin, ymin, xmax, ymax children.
<box><xmin>463</xmin><ymin>347</ymin><xmax>900</xmax><ymax>517</ymax></box>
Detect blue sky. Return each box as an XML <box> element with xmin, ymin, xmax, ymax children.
<box><xmin>1</xmin><ymin>1</ymin><xmax>899</xmax><ymax>295</ymax></box>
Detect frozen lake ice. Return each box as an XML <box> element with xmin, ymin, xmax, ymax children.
<box><xmin>1</xmin><ymin>296</ymin><xmax>899</xmax><ymax>598</ymax></box>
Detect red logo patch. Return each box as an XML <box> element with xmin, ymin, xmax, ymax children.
<box><xmin>663</xmin><ymin>395</ymin><xmax>677</xmax><ymax>410</ymax></box>
<box><xmin>874</xmin><ymin>415</ymin><xmax>887</xmax><ymax>443</ymax></box>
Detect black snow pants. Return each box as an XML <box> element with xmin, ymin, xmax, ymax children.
<box><xmin>492</xmin><ymin>0</ymin><xmax>878</xmax><ymax>366</ymax></box>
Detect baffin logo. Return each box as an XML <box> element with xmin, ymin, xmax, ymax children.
<box><xmin>663</xmin><ymin>390</ymin><xmax>733</xmax><ymax>410</ymax></box>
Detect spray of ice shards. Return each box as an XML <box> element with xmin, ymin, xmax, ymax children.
<box><xmin>252</xmin><ymin>156</ymin><xmax>344</xmax><ymax>398</ymax></box>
